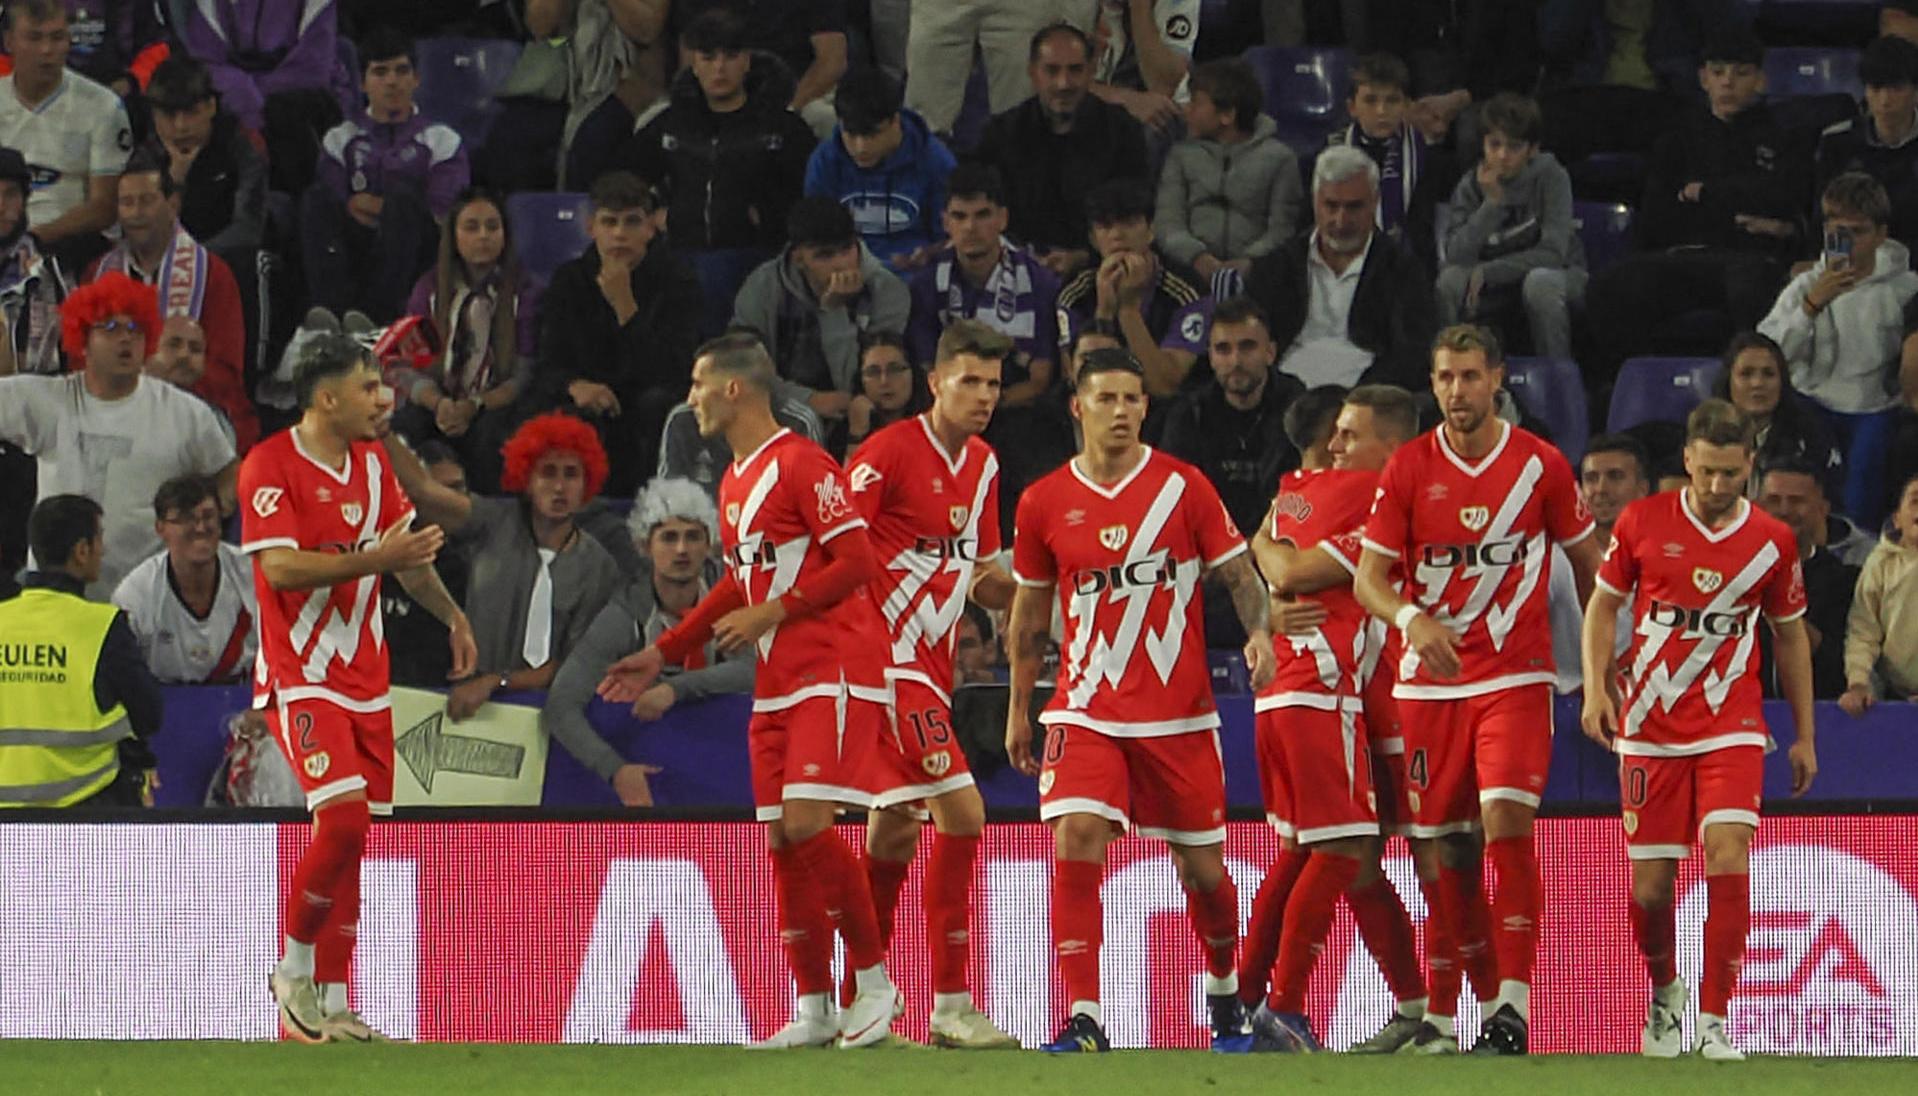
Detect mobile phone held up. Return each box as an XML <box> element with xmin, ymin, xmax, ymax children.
<box><xmin>1825</xmin><ymin>224</ymin><xmax>1855</xmax><ymax>272</ymax></box>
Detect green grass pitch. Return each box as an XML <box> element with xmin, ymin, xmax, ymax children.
<box><xmin>10</xmin><ymin>1043</ymin><xmax>1917</xmax><ymax>1096</ymax></box>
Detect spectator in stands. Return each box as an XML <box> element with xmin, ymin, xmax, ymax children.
<box><xmin>545</xmin><ymin>475</ymin><xmax>754</xmax><ymax>806</ymax></box>
<box><xmin>1245</xmin><ymin>144</ymin><xmax>1437</xmax><ymax>392</ymax></box>
<box><xmin>657</xmin><ymin>328</ymin><xmax>825</xmax><ymax>498</ymax></box>
<box><xmin>1057</xmin><ymin>178</ymin><xmax>1210</xmax><ymax>399</ymax></box>
<box><xmin>1758</xmin><ymin>457</ymin><xmax>1861</xmax><ymax>699</ymax></box>
<box><xmin>143</xmin><ymin>316</ymin><xmax>248</xmax><ymax>451</ymax></box>
<box><xmin>534</xmin><ymin>171</ymin><xmax>702</xmax><ymax>497</ymax></box>
<box><xmin>0</xmin><ymin>493</ymin><xmax>163</xmax><ymax>808</ymax></box>
<box><xmin>0</xmin><ymin>0</ymin><xmax>130</xmax><ymax>271</ymax></box>
<box><xmin>1087</xmin><ymin>0</ymin><xmax>1201</xmax><ymax>145</ymax></box>
<box><xmin>674</xmin><ymin>0</ymin><xmax>848</xmax><ymax>137</ymax></box>
<box><xmin>143</xmin><ymin>56</ymin><xmax>267</xmax><ymax>256</ymax></box>
<box><xmin>731</xmin><ymin>196</ymin><xmax>910</xmax><ymax>421</ymax></box>
<box><xmin>804</xmin><ymin>66</ymin><xmax>955</xmax><ymax>273</ymax></box>
<box><xmin>177</xmin><ymin>0</ymin><xmax>348</xmax><ymax>194</ymax></box>
<box><xmin>1157</xmin><ymin>296</ymin><xmax>1303</xmax><ymax>535</ymax></box>
<box><xmin>973</xmin><ymin>22</ymin><xmax>1148</xmax><ymax>278</ymax></box>
<box><xmin>385</xmin><ymin>413</ymin><xmax>623</xmax><ymax>722</ymax></box>
<box><xmin>1155</xmin><ymin>58</ymin><xmax>1302</xmax><ymax>293</ymax></box>
<box><xmin>1759</xmin><ymin>173</ymin><xmax>1918</xmax><ymax>528</ymax></box>
<box><xmin>1885</xmin><ymin>1</ymin><xmax>1918</xmax><ymax>46</ymax></box>
<box><xmin>88</xmin><ymin>148</ymin><xmax>258</xmax><ymax>453</ymax></box>
<box><xmin>520</xmin><ymin>0</ymin><xmax>672</xmax><ymax>194</ymax></box>
<box><xmin>397</xmin><ymin>188</ymin><xmax>540</xmax><ymax>494</ymax></box>
<box><xmin>1326</xmin><ymin>53</ymin><xmax>1444</xmax><ymax>274</ymax></box>
<box><xmin>0</xmin><ymin>273</ymin><xmax>236</xmax><ymax>598</ymax></box>
<box><xmin>1585</xmin><ymin>28</ymin><xmax>1808</xmax><ymax>385</ymax></box>
<box><xmin>111</xmin><ymin>474</ymin><xmax>256</xmax><ymax>685</ymax></box>
<box><xmin>618</xmin><ymin>9</ymin><xmax>816</xmax><ymax>256</ymax></box>
<box><xmin>383</xmin><ymin>440</ymin><xmax>472</xmax><ymax>689</ymax></box>
<box><xmin>1713</xmin><ymin>330</ymin><xmax>1844</xmax><ymax>498</ymax></box>
<box><xmin>1841</xmin><ymin>472</ymin><xmax>1918</xmax><ymax>713</ymax></box>
<box><xmin>905</xmin><ymin>164</ymin><xmax>1060</xmax><ymax>409</ymax></box>
<box><xmin>1579</xmin><ymin>432</ymin><xmax>1652</xmax><ymax>540</ymax></box>
<box><xmin>1281</xmin><ymin>383</ymin><xmax>1348</xmax><ymax>470</ymax></box>
<box><xmin>303</xmin><ymin>26</ymin><xmax>469</xmax><ymax>323</ymax></box>
<box><xmin>993</xmin><ymin>325</ymin><xmax>1120</xmax><ymax>529</ymax></box>
<box><xmin>1816</xmin><ymin>36</ymin><xmax>1918</xmax><ymax>251</ymax></box>
<box><xmin>842</xmin><ymin>330</ymin><xmax>929</xmax><ymax>455</ymax></box>
<box><xmin>0</xmin><ymin>144</ymin><xmax>67</xmax><ymax>377</ymax></box>
<box><xmin>901</xmin><ymin>1</ymin><xmax>1049</xmax><ymax>135</ymax></box>
<box><xmin>956</xmin><ymin>602</ymin><xmax>997</xmax><ymax>685</ymax></box>
<box><xmin>1437</xmin><ymin>91</ymin><xmax>1585</xmax><ymax>360</ymax></box>
<box><xmin>55</xmin><ymin>0</ymin><xmax>168</xmax><ymax>97</ymax></box>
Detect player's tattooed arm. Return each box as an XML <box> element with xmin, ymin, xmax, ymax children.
<box><xmin>380</xmin><ymin>432</ymin><xmax>474</xmax><ymax>533</ymax></box>
<box><xmin>1213</xmin><ymin>552</ymin><xmax>1271</xmax><ymax>636</ymax></box>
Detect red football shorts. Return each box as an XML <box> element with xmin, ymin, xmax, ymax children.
<box><xmin>1396</xmin><ymin>684</ymin><xmax>1553</xmax><ymax>835</ymax></box>
<box><xmin>267</xmin><ymin>697</ymin><xmax>394</xmax><ymax>814</ymax></box>
<box><xmin>871</xmin><ymin>674</ymin><xmax>976</xmax><ymax>810</ymax></box>
<box><xmin>747</xmin><ymin>690</ymin><xmax>880</xmax><ymax>822</ymax></box>
<box><xmin>1619</xmin><ymin>745</ymin><xmax>1764</xmax><ymax>859</ymax></box>
<box><xmin>1254</xmin><ymin>699</ymin><xmax>1378</xmax><ymax>845</ymax></box>
<box><xmin>1363</xmin><ymin>671</ymin><xmax>1408</xmax><ymax>833</ymax></box>
<box><xmin>1038</xmin><ymin>723</ymin><xmax>1227</xmax><ymax>845</ymax></box>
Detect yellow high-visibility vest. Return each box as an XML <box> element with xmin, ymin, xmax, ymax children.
<box><xmin>0</xmin><ymin>588</ymin><xmax>131</xmax><ymax>807</ymax></box>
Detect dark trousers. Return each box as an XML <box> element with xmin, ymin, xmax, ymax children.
<box><xmin>264</xmin><ymin>89</ymin><xmax>343</xmax><ymax>196</ymax></box>
<box><xmin>391</xmin><ymin>400</ymin><xmax>519</xmax><ymax>496</ymax></box>
<box><xmin>299</xmin><ymin>182</ymin><xmax>440</xmax><ymax>323</ymax></box>
<box><xmin>1583</xmin><ymin>248</ymin><xmax>1787</xmax><ymax>381</ymax></box>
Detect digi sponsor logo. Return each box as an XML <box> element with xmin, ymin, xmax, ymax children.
<box><xmin>1679</xmin><ymin>846</ymin><xmax>1918</xmax><ymax>1055</ymax></box>
<box><xmin>913</xmin><ymin>535</ymin><xmax>981</xmax><ymax>561</ymax></box>
<box><xmin>1647</xmin><ymin>600</ymin><xmax>1749</xmax><ymax>638</ymax></box>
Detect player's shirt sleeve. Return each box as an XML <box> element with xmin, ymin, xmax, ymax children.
<box><xmin>1595</xmin><ymin>501</ymin><xmax>1640</xmax><ymax>598</ymax></box>
<box><xmin>844</xmin><ymin>432</ymin><xmax>888</xmax><ymax>521</ymax></box>
<box><xmin>375</xmin><ymin>447</ymin><xmax>416</xmax><ymax>532</ymax></box>
<box><xmin>1304</xmin><ymin>478</ymin><xmax>1374</xmax><ymax>572</ymax></box>
<box><xmin>238</xmin><ymin>449</ymin><xmax>302</xmax><ymax>554</ymax></box>
<box><xmin>1011</xmin><ymin>482</ymin><xmax>1056</xmax><ymax>587</ymax></box>
<box><xmin>1184</xmin><ymin>468</ymin><xmax>1247</xmax><ymax>569</ymax></box>
<box><xmin>978</xmin><ymin>459</ymin><xmax>1004</xmax><ymax>557</ymax></box>
<box><xmin>1161</xmin><ymin>296</ymin><xmax>1212</xmax><ymax>356</ymax></box>
<box><xmin>1541</xmin><ymin>445</ymin><xmax>1596</xmax><ymax>546</ymax></box>
<box><xmin>1360</xmin><ymin>450</ymin><xmax>1414</xmax><ymax>559</ymax></box>
<box><xmin>1763</xmin><ymin>526</ymin><xmax>1809</xmax><ymax>623</ymax></box>
<box><xmin>788</xmin><ymin>444</ymin><xmax>866</xmax><ymax>544</ymax></box>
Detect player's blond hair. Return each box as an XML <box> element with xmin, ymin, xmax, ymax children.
<box><xmin>1431</xmin><ymin>323</ymin><xmax>1504</xmax><ymax>366</ymax></box>
<box><xmin>1686</xmin><ymin>397</ymin><xmax>1757</xmax><ymax>451</ymax></box>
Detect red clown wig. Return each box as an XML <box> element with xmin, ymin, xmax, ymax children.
<box><xmin>61</xmin><ymin>272</ymin><xmax>162</xmax><ymax>366</ymax></box>
<box><xmin>499</xmin><ymin>412</ymin><xmax>610</xmax><ymax>500</ymax></box>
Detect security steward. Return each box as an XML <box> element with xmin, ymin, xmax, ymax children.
<box><xmin>0</xmin><ymin>495</ymin><xmax>164</xmax><ymax>808</ymax></box>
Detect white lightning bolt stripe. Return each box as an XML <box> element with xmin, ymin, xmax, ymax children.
<box><xmin>1621</xmin><ymin>539</ymin><xmax>1779</xmax><ymax>738</ymax></box>
<box><xmin>1065</xmin><ymin>472</ymin><xmax>1188</xmax><ymax>711</ymax></box>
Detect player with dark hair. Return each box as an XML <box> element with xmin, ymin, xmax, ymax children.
<box><xmin>243</xmin><ymin>333</ymin><xmax>476</xmax><ymax>1042</ymax></box>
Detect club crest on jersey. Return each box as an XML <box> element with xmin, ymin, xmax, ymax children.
<box><xmin>1622</xmin><ymin>809</ymin><xmax>1639</xmax><ymax>836</ymax></box>
<box><xmin>251</xmin><ymin>486</ymin><xmax>283</xmax><ymax>517</ymax></box>
<box><xmin>1693</xmin><ymin>567</ymin><xmax>1725</xmax><ymax>594</ymax></box>
<box><xmin>1099</xmin><ymin>524</ymin><xmax>1129</xmax><ymax>551</ymax></box>
<box><xmin>303</xmin><ymin>751</ymin><xmax>331</xmax><ymax>779</ymax></box>
<box><xmin>922</xmin><ymin>751</ymin><xmax>952</xmax><ymax>778</ymax></box>
<box><xmin>816</xmin><ymin>475</ymin><xmax>853</xmax><ymax>524</ymax></box>
<box><xmin>1458</xmin><ymin>506</ymin><xmax>1491</xmax><ymax>532</ymax></box>
<box><xmin>1038</xmin><ymin>770</ymin><xmax>1056</xmax><ymax>794</ymax></box>
<box><xmin>949</xmin><ymin>505</ymin><xmax>969</xmax><ymax>531</ymax></box>
<box><xmin>341</xmin><ymin>502</ymin><xmax>363</xmax><ymax>526</ymax></box>
<box><xmin>725</xmin><ymin>502</ymin><xmax>741</xmax><ymax>525</ymax></box>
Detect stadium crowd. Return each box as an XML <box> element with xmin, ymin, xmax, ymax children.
<box><xmin>1</xmin><ymin>0</ymin><xmax>1917</xmax><ymax>816</ymax></box>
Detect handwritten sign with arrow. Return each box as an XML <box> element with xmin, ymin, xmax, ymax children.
<box><xmin>390</xmin><ymin>687</ymin><xmax>549</xmax><ymax>806</ymax></box>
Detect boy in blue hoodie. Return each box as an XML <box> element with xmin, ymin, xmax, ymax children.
<box><xmin>804</xmin><ymin>67</ymin><xmax>956</xmax><ymax>274</ymax></box>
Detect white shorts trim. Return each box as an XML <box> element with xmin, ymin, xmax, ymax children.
<box><xmin>1403</xmin><ymin>819</ymin><xmax>1482</xmax><ymax>839</ymax></box>
<box><xmin>1615</xmin><ymin>733</ymin><xmax>1769</xmax><ymax>758</ymax></box>
<box><xmin>1699</xmin><ymin>809</ymin><xmax>1759</xmax><ymax>838</ymax></box>
<box><xmin>368</xmin><ymin>801</ymin><xmax>393</xmax><ymax>817</ymax></box>
<box><xmin>1371</xmin><ymin>735</ymin><xmax>1406</xmax><ymax>756</ymax></box>
<box><xmin>883</xmin><ymin>667</ymin><xmax>951</xmax><ymax>705</ymax></box>
<box><xmin>1294</xmin><ymin>820</ymin><xmax>1381</xmax><ymax>844</ymax></box>
<box><xmin>751</xmin><ymin>683</ymin><xmax>845</xmax><ymax>713</ymax></box>
<box><xmin>1266</xmin><ymin>813</ymin><xmax>1294</xmax><ymax>837</ymax></box>
<box><xmin>1479</xmin><ymin>787</ymin><xmax>1542</xmax><ymax>809</ymax></box>
<box><xmin>1393</xmin><ymin>674</ymin><xmax>1555</xmax><ymax>701</ymax></box>
<box><xmin>1627</xmin><ymin>843</ymin><xmax>1692</xmax><ymax>861</ymax></box>
<box><xmin>275</xmin><ymin>686</ymin><xmax>391</xmax><ymax>713</ymax></box>
<box><xmin>1253</xmin><ymin>692</ymin><xmax>1365</xmax><ymax>713</ymax></box>
<box><xmin>1137</xmin><ymin>824</ymin><xmax>1228</xmax><ymax>847</ymax></box>
<box><xmin>1040</xmin><ymin>796</ymin><xmax>1129</xmax><ymax>829</ymax></box>
<box><xmin>755</xmin><ymin>804</ymin><xmax>783</xmax><ymax>821</ymax></box>
<box><xmin>1014</xmin><ymin>572</ymin><xmax>1053</xmax><ymax>589</ymax></box>
<box><xmin>871</xmin><ymin>772</ymin><xmax>976</xmax><ymax>808</ymax></box>
<box><xmin>846</xmin><ymin>684</ymin><xmax>891</xmax><ymax>706</ymax></box>
<box><xmin>305</xmin><ymin>776</ymin><xmax>368</xmax><ymax>810</ymax></box>
<box><xmin>1038</xmin><ymin>711</ymin><xmax>1221</xmax><ymax>737</ymax></box>
<box><xmin>783</xmin><ymin>782</ymin><xmax>872</xmax><ymax>808</ymax></box>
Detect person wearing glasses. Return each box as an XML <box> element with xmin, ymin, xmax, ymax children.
<box><xmin>0</xmin><ymin>272</ymin><xmax>236</xmax><ymax>598</ymax></box>
<box><xmin>112</xmin><ymin>474</ymin><xmax>256</xmax><ymax>685</ymax></box>
<box><xmin>842</xmin><ymin>331</ymin><xmax>929</xmax><ymax>455</ymax></box>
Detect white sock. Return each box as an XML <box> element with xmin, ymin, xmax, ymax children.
<box><xmin>1203</xmin><ymin>972</ymin><xmax>1238</xmax><ymax>998</ymax></box>
<box><xmin>1496</xmin><ymin>979</ymin><xmax>1531</xmax><ymax>1021</ymax></box>
<box><xmin>853</xmin><ymin>963</ymin><xmax>892</xmax><ymax>995</ymax></box>
<box><xmin>1070</xmin><ymin>999</ymin><xmax>1102</xmax><ymax>1025</ymax></box>
<box><xmin>1654</xmin><ymin>979</ymin><xmax>1685</xmax><ymax>1004</ymax></box>
<box><xmin>932</xmin><ymin>991</ymin><xmax>972</xmax><ymax>1018</ymax></box>
<box><xmin>279</xmin><ymin>938</ymin><xmax>314</xmax><ymax>979</ymax></box>
<box><xmin>1426</xmin><ymin>1012</ymin><xmax>1455</xmax><ymax>1038</ymax></box>
<box><xmin>796</xmin><ymin>992</ymin><xmax>833</xmax><ymax>1022</ymax></box>
<box><xmin>320</xmin><ymin>982</ymin><xmax>347</xmax><ymax>1015</ymax></box>
<box><xmin>1397</xmin><ymin>996</ymin><xmax>1428</xmax><ymax>1020</ymax></box>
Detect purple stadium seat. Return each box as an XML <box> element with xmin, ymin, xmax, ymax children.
<box><xmin>1763</xmin><ymin>47</ymin><xmax>1863</xmax><ymax>101</ymax></box>
<box><xmin>1242</xmin><ymin>46</ymin><xmax>1351</xmax><ymax>154</ymax></box>
<box><xmin>1757</xmin><ymin>1</ymin><xmax>1878</xmax><ymax>40</ymax></box>
<box><xmin>505</xmin><ymin>191</ymin><xmax>592</xmax><ymax>286</ymax></box>
<box><xmin>1505</xmin><ymin>356</ymin><xmax>1590</xmax><ymax>464</ymax></box>
<box><xmin>1571</xmin><ymin>200</ymin><xmax>1633</xmax><ymax>275</ymax></box>
<box><xmin>415</xmin><ymin>37</ymin><xmax>523</xmax><ymax>149</ymax></box>
<box><xmin>1606</xmin><ymin>356</ymin><xmax>1720</xmax><ymax>433</ymax></box>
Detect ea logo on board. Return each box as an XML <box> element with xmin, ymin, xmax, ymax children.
<box><xmin>1677</xmin><ymin>845</ymin><xmax>1918</xmax><ymax>1056</ymax></box>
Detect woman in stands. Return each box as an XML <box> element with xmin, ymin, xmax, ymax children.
<box><xmin>839</xmin><ymin>330</ymin><xmax>931</xmax><ymax>457</ymax></box>
<box><xmin>395</xmin><ymin>187</ymin><xmax>542</xmax><ymax>492</ymax></box>
<box><xmin>1715</xmin><ymin>331</ymin><xmax>1844</xmax><ymax>499</ymax></box>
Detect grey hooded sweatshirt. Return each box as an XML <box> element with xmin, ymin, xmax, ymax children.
<box><xmin>730</xmin><ymin>240</ymin><xmax>911</xmax><ymax>397</ymax></box>
<box><xmin>1156</xmin><ymin>114</ymin><xmax>1305</xmax><ymax>267</ymax></box>
<box><xmin>1441</xmin><ymin>150</ymin><xmax>1586</xmax><ymax>286</ymax></box>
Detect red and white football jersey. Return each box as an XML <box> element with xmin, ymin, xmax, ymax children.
<box><xmin>1012</xmin><ymin>447</ymin><xmax>1246</xmax><ymax>736</ymax></box>
<box><xmin>1364</xmin><ymin>422</ymin><xmax>1593</xmax><ymax>699</ymax></box>
<box><xmin>847</xmin><ymin>415</ymin><xmax>1002</xmax><ymax>697</ymax></box>
<box><xmin>1597</xmin><ymin>490</ymin><xmax>1805</xmax><ymax>755</ymax></box>
<box><xmin>239</xmin><ymin>429</ymin><xmax>414</xmax><ymax>710</ymax></box>
<box><xmin>719</xmin><ymin>429</ymin><xmax>889</xmax><ymax>709</ymax></box>
<box><xmin>1259</xmin><ymin>468</ymin><xmax>1377</xmax><ymax>706</ymax></box>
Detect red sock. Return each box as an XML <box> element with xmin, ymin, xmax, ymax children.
<box><xmin>1441</xmin><ymin>864</ymin><xmax>1498</xmax><ymax>1002</ymax></box>
<box><xmin>840</xmin><ymin>854</ymin><xmax>912</xmax><ymax>1007</ymax></box>
<box><xmin>1186</xmin><ymin>872</ymin><xmax>1241</xmax><ymax>982</ymax></box>
<box><xmin>284</xmin><ymin>799</ymin><xmax>370</xmax><ymax>944</ymax></box>
<box><xmin>1053</xmin><ymin>859</ymin><xmax>1104</xmax><ymax>1009</ymax></box>
<box><xmin>1418</xmin><ymin>877</ymin><xmax>1461</xmax><ymax>1016</ymax></box>
<box><xmin>313</xmin><ymin>856</ymin><xmax>361</xmax><ymax>986</ymax></box>
<box><xmin>1486</xmin><ymin>836</ymin><xmax>1539</xmax><ymax>992</ymax></box>
<box><xmin>771</xmin><ymin>846</ymin><xmax>834</xmax><ymax>996</ymax></box>
<box><xmin>924</xmin><ymin>833</ymin><xmax>979</xmax><ymax>994</ymax></box>
<box><xmin>790</xmin><ymin>830</ymin><xmax>887</xmax><ymax>972</ymax></box>
<box><xmin>1701</xmin><ymin>873</ymin><xmax>1749</xmax><ymax>1016</ymax></box>
<box><xmin>1631</xmin><ymin>899</ymin><xmax>1677</xmax><ymax>988</ymax></box>
<box><xmin>1348</xmin><ymin>875</ymin><xmax>1425</xmax><ymax>1003</ymax></box>
<box><xmin>1239</xmin><ymin>848</ymin><xmax>1309</xmax><ymax>1006</ymax></box>
<box><xmin>1269</xmin><ymin>853</ymin><xmax>1360</xmax><ymax>1013</ymax></box>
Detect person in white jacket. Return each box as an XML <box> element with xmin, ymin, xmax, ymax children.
<box><xmin>1758</xmin><ymin>172</ymin><xmax>1918</xmax><ymax>528</ymax></box>
<box><xmin>1840</xmin><ymin>472</ymin><xmax>1918</xmax><ymax>713</ymax></box>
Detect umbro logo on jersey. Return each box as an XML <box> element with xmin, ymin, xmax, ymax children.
<box><xmin>1065</xmin><ymin>509</ymin><xmax>1087</xmax><ymax>526</ymax></box>
<box><xmin>251</xmin><ymin>487</ymin><xmax>284</xmax><ymax>517</ymax></box>
<box><xmin>341</xmin><ymin>503</ymin><xmax>364</xmax><ymax>526</ymax></box>
<box><xmin>1099</xmin><ymin>524</ymin><xmax>1129</xmax><ymax>551</ymax></box>
<box><xmin>1693</xmin><ymin>567</ymin><xmax>1724</xmax><ymax>593</ymax></box>
<box><xmin>1458</xmin><ymin>506</ymin><xmax>1491</xmax><ymax>532</ymax></box>
<box><xmin>931</xmin><ymin>479</ymin><xmax>944</xmax><ymax>494</ymax></box>
<box><xmin>949</xmin><ymin>505</ymin><xmax>969</xmax><ymax>531</ymax></box>
<box><xmin>1426</xmin><ymin>483</ymin><xmax>1448</xmax><ymax>501</ymax></box>
<box><xmin>1663</xmin><ymin>542</ymin><xmax>1686</xmax><ymax>558</ymax></box>
<box><xmin>848</xmin><ymin>463</ymin><xmax>883</xmax><ymax>493</ymax></box>
<box><xmin>316</xmin><ymin>487</ymin><xmax>332</xmax><ymax>502</ymax></box>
